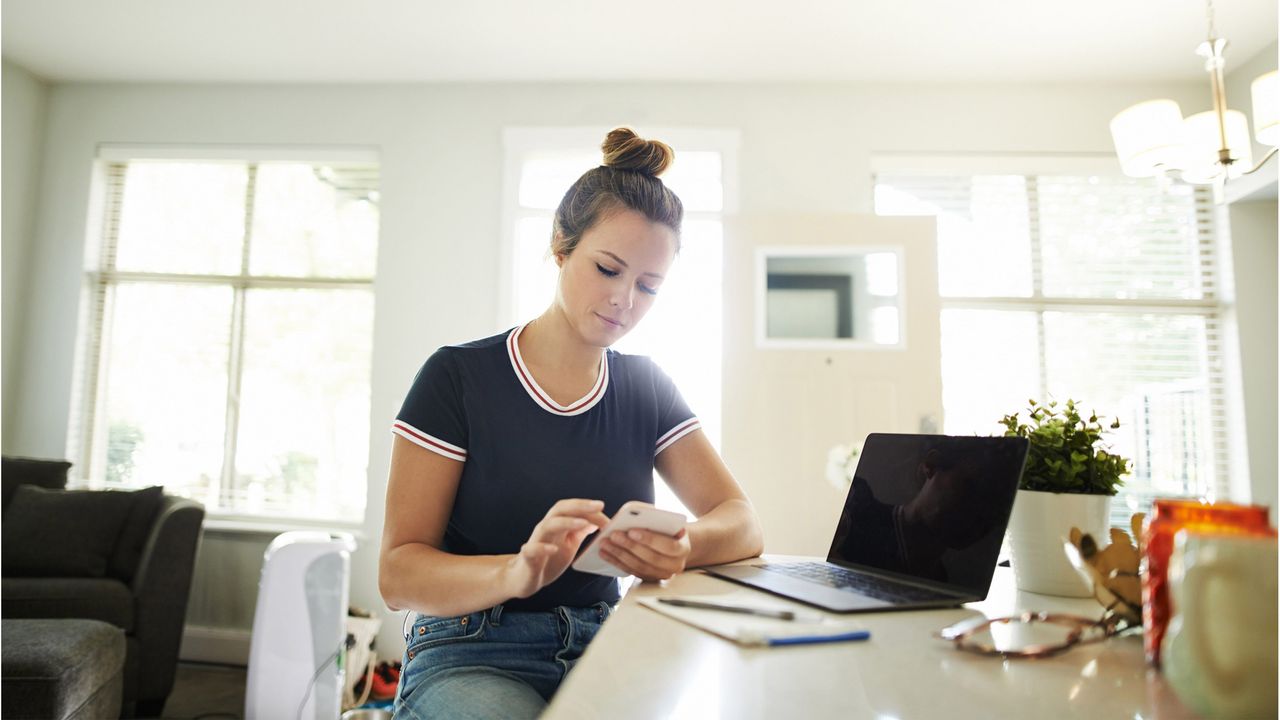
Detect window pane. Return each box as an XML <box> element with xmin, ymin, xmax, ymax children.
<box><xmin>663</xmin><ymin>151</ymin><xmax>723</xmax><ymax>212</ymax></box>
<box><xmin>233</xmin><ymin>288</ymin><xmax>374</xmax><ymax>521</ymax></box>
<box><xmin>249</xmin><ymin>163</ymin><xmax>379</xmax><ymax>278</ymax></box>
<box><xmin>1038</xmin><ymin>177</ymin><xmax>1204</xmax><ymax>300</ymax></box>
<box><xmin>1042</xmin><ymin>312</ymin><xmax>1215</xmax><ymax>523</ymax></box>
<box><xmin>876</xmin><ymin>176</ymin><xmax>1033</xmax><ymax>297</ymax></box>
<box><xmin>940</xmin><ymin>309</ymin><xmax>1041</xmax><ymax>436</ymax></box>
<box><xmin>519</xmin><ymin>152</ymin><xmax>598</xmax><ymax>209</ymax></box>
<box><xmin>614</xmin><ymin>218</ymin><xmax>723</xmax><ymax>447</ymax></box>
<box><xmin>115</xmin><ymin>163</ymin><xmax>247</xmax><ymax>274</ymax></box>
<box><xmin>99</xmin><ymin>283</ymin><xmax>232</xmax><ymax>501</ymax></box>
<box><xmin>514</xmin><ymin>216</ymin><xmax>558</xmax><ymax>320</ymax></box>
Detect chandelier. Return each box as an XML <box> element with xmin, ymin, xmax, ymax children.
<box><xmin>1109</xmin><ymin>0</ymin><xmax>1278</xmax><ymax>199</ymax></box>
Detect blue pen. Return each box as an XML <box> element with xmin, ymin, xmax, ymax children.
<box><xmin>735</xmin><ymin>628</ymin><xmax>871</xmax><ymax>647</ymax></box>
<box><xmin>765</xmin><ymin>630</ymin><xmax>871</xmax><ymax>646</ymax></box>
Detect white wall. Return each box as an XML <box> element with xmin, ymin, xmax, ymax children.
<box><xmin>2</xmin><ymin>60</ymin><xmax>50</xmax><ymax>447</ymax></box>
<box><xmin>13</xmin><ymin>75</ymin><xmax>1270</xmax><ymax>657</ymax></box>
<box><xmin>1228</xmin><ymin>199</ymin><xmax>1278</xmax><ymax>521</ymax></box>
<box><xmin>1224</xmin><ymin>42</ymin><xmax>1279</xmax><ymax>521</ymax></box>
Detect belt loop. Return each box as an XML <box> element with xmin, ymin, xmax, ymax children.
<box><xmin>489</xmin><ymin>603</ymin><xmax>505</xmax><ymax>626</ymax></box>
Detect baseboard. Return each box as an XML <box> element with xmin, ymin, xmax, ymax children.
<box><xmin>180</xmin><ymin>624</ymin><xmax>251</xmax><ymax>665</ymax></box>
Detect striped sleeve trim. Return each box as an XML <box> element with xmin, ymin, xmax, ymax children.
<box><xmin>655</xmin><ymin>417</ymin><xmax>701</xmax><ymax>455</ymax></box>
<box><xmin>391</xmin><ymin>421</ymin><xmax>467</xmax><ymax>463</ymax></box>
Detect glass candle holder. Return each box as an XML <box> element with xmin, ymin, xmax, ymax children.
<box><xmin>1142</xmin><ymin>499</ymin><xmax>1273</xmax><ymax>667</ymax></box>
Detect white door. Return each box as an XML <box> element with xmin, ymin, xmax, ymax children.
<box><xmin>721</xmin><ymin>214</ymin><xmax>942</xmax><ymax>554</ymax></box>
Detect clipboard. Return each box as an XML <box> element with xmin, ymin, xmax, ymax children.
<box><xmin>637</xmin><ymin>595</ymin><xmax>870</xmax><ymax>647</ymax></box>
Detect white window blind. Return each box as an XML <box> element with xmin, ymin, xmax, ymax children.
<box><xmin>875</xmin><ymin>172</ymin><xmax>1226</xmax><ymax>527</ymax></box>
<box><xmin>69</xmin><ymin>157</ymin><xmax>380</xmax><ymax>523</ymax></box>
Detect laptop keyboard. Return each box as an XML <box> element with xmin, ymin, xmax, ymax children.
<box><xmin>760</xmin><ymin>561</ymin><xmax>959</xmax><ymax>603</ymax></box>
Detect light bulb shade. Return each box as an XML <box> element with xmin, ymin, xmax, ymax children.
<box><xmin>1252</xmin><ymin>70</ymin><xmax>1278</xmax><ymax>146</ymax></box>
<box><xmin>1110</xmin><ymin>99</ymin><xmax>1186</xmax><ymax>177</ymax></box>
<box><xmin>1180</xmin><ymin>109</ymin><xmax>1255</xmax><ymax>184</ymax></box>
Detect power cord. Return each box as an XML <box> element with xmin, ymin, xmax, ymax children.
<box><xmin>294</xmin><ymin>637</ymin><xmax>347</xmax><ymax>720</ymax></box>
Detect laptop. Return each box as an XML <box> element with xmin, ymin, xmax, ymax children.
<box><xmin>704</xmin><ymin>433</ymin><xmax>1029</xmax><ymax>613</ymax></box>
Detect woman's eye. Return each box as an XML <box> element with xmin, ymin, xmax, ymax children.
<box><xmin>595</xmin><ymin>264</ymin><xmax>619</xmax><ymax>278</ymax></box>
<box><xmin>638</xmin><ymin>283</ymin><xmax>659</xmax><ymax>296</ymax></box>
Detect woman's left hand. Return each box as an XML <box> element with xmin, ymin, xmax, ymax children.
<box><xmin>597</xmin><ymin>527</ymin><xmax>691</xmax><ymax>581</ymax></box>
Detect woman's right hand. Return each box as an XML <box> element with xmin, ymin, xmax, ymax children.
<box><xmin>505</xmin><ymin>499</ymin><xmax>612</xmax><ymax>599</ymax></box>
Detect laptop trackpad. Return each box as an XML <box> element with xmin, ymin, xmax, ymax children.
<box><xmin>706</xmin><ymin>565</ymin><xmax>891</xmax><ymax>613</ymax></box>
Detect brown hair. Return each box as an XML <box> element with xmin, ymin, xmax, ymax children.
<box><xmin>551</xmin><ymin>128</ymin><xmax>684</xmax><ymax>257</ymax></box>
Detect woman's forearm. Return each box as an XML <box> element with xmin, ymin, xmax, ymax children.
<box><xmin>685</xmin><ymin>497</ymin><xmax>764</xmax><ymax>568</ymax></box>
<box><xmin>379</xmin><ymin>543</ymin><xmax>520</xmax><ymax>617</ymax></box>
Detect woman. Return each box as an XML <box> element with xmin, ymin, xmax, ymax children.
<box><xmin>379</xmin><ymin>128</ymin><xmax>764</xmax><ymax>720</ymax></box>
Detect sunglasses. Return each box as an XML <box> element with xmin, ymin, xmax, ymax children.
<box><xmin>936</xmin><ymin>611</ymin><xmax>1137</xmax><ymax>659</ymax></box>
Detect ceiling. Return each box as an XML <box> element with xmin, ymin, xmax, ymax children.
<box><xmin>2</xmin><ymin>0</ymin><xmax>1276</xmax><ymax>84</ymax></box>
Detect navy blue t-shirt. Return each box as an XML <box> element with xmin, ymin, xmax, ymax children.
<box><xmin>392</xmin><ymin>324</ymin><xmax>700</xmax><ymax>611</ymax></box>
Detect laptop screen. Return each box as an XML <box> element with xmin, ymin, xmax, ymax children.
<box><xmin>826</xmin><ymin>434</ymin><xmax>1028</xmax><ymax>595</ymax></box>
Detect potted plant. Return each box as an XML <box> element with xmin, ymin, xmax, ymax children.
<box><xmin>1000</xmin><ymin>399</ymin><xmax>1131</xmax><ymax>596</ymax></box>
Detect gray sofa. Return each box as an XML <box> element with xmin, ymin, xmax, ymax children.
<box><xmin>3</xmin><ymin>618</ymin><xmax>127</xmax><ymax>719</ymax></box>
<box><xmin>1</xmin><ymin>457</ymin><xmax>205</xmax><ymax>718</ymax></box>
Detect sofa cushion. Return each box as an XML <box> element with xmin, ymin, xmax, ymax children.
<box><xmin>0</xmin><ymin>578</ymin><xmax>135</xmax><ymax>632</ymax></box>
<box><xmin>1</xmin><ymin>618</ymin><xmax>126</xmax><ymax>720</ymax></box>
<box><xmin>106</xmin><ymin>485</ymin><xmax>164</xmax><ymax>581</ymax></box>
<box><xmin>1</xmin><ymin>457</ymin><xmax>72</xmax><ymax>512</ymax></box>
<box><xmin>2</xmin><ymin>486</ymin><xmax>139</xmax><ymax>577</ymax></box>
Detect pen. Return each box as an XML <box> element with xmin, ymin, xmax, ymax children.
<box><xmin>658</xmin><ymin>597</ymin><xmax>797</xmax><ymax>621</ymax></box>
<box><xmin>763</xmin><ymin>630</ymin><xmax>871</xmax><ymax>646</ymax></box>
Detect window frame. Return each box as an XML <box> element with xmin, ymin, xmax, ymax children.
<box><xmin>68</xmin><ymin>146</ymin><xmax>380</xmax><ymax>527</ymax></box>
<box><xmin>870</xmin><ymin>154</ymin><xmax>1239</xmax><ymax>522</ymax></box>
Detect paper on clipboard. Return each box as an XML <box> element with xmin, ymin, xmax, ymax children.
<box><xmin>637</xmin><ymin>595</ymin><xmax>869</xmax><ymax>647</ymax></box>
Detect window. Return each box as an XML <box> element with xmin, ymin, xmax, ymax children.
<box><xmin>502</xmin><ymin>128</ymin><xmax>738</xmax><ymax>515</ymax></box>
<box><xmin>69</xmin><ymin>151</ymin><xmax>379</xmax><ymax>523</ymax></box>
<box><xmin>875</xmin><ymin>166</ymin><xmax>1228</xmax><ymax>526</ymax></box>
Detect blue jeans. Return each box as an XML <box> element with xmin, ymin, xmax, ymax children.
<box><xmin>393</xmin><ymin>601</ymin><xmax>613</xmax><ymax>720</ymax></box>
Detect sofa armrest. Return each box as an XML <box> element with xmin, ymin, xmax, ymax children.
<box><xmin>129</xmin><ymin>495</ymin><xmax>205</xmax><ymax>703</ymax></box>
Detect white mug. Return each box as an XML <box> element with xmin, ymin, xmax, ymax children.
<box><xmin>1162</xmin><ymin>530</ymin><xmax>1278</xmax><ymax>720</ymax></box>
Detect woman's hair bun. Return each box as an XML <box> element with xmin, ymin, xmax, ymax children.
<box><xmin>601</xmin><ymin>127</ymin><xmax>674</xmax><ymax>177</ymax></box>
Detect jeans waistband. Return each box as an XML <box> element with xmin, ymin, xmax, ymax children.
<box><xmin>405</xmin><ymin>600</ymin><xmax>615</xmax><ymax>636</ymax></box>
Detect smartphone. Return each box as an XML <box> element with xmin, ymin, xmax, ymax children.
<box><xmin>571</xmin><ymin>501</ymin><xmax>688</xmax><ymax>577</ymax></box>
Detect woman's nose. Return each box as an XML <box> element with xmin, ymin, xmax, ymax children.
<box><xmin>610</xmin><ymin>285</ymin><xmax>634</xmax><ymax>309</ymax></box>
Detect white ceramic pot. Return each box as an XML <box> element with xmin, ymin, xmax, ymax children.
<box><xmin>1006</xmin><ymin>489</ymin><xmax>1110</xmax><ymax>597</ymax></box>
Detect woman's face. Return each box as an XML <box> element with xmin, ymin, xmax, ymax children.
<box><xmin>553</xmin><ymin>208</ymin><xmax>678</xmax><ymax>348</ymax></box>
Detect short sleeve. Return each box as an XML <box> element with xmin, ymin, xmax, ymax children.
<box><xmin>392</xmin><ymin>348</ymin><xmax>468</xmax><ymax>463</ymax></box>
<box><xmin>651</xmin><ymin>360</ymin><xmax>700</xmax><ymax>455</ymax></box>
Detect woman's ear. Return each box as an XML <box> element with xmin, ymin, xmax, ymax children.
<box><xmin>552</xmin><ymin>234</ymin><xmax>568</xmax><ymax>268</ymax></box>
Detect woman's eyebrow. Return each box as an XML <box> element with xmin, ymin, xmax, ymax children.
<box><xmin>597</xmin><ymin>250</ymin><xmax>665</xmax><ymax>279</ymax></box>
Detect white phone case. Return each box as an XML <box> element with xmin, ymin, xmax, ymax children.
<box><xmin>572</xmin><ymin>501</ymin><xmax>688</xmax><ymax>577</ymax></box>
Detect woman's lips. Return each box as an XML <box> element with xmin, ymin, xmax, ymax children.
<box><xmin>595</xmin><ymin>313</ymin><xmax>623</xmax><ymax>328</ymax></box>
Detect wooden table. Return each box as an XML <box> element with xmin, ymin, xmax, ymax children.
<box><xmin>543</xmin><ymin>559</ymin><xmax>1198</xmax><ymax>719</ymax></box>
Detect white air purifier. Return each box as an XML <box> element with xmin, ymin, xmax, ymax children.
<box><xmin>245</xmin><ymin>531</ymin><xmax>357</xmax><ymax>720</ymax></box>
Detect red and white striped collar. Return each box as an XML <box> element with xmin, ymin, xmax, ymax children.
<box><xmin>506</xmin><ymin>323</ymin><xmax>609</xmax><ymax>417</ymax></box>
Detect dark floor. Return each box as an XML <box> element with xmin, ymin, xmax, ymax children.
<box><xmin>144</xmin><ymin>662</ymin><xmax>247</xmax><ymax>720</ymax></box>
